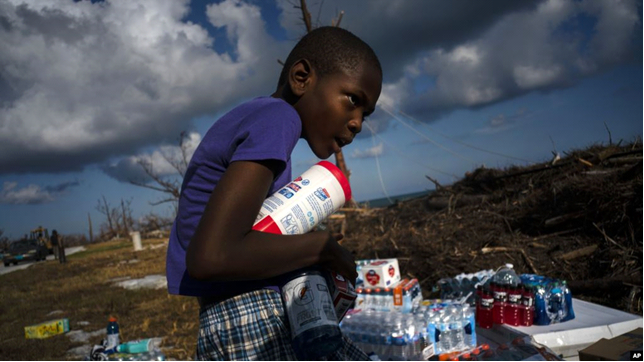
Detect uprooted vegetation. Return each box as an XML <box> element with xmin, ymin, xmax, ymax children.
<box><xmin>338</xmin><ymin>141</ymin><xmax>642</xmax><ymax>314</ymax></box>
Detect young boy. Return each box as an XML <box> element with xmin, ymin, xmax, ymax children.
<box><xmin>166</xmin><ymin>26</ymin><xmax>382</xmax><ymax>360</ymax></box>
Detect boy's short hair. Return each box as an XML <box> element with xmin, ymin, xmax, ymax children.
<box><xmin>277</xmin><ymin>26</ymin><xmax>382</xmax><ymax>88</ymax></box>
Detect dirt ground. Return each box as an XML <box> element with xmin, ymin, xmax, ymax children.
<box><xmin>338</xmin><ymin>142</ymin><xmax>642</xmax><ymax>315</ymax></box>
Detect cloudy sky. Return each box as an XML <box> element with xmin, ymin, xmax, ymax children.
<box><xmin>0</xmin><ymin>0</ymin><xmax>641</xmax><ymax>239</ymax></box>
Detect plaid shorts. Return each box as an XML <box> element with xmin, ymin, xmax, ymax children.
<box><xmin>196</xmin><ymin>289</ymin><xmax>369</xmax><ymax>361</ymax></box>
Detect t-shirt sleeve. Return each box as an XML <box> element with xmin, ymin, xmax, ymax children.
<box><xmin>230</xmin><ymin>101</ymin><xmax>301</xmax><ymax>173</ymax></box>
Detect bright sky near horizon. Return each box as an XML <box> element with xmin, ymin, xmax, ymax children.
<box><xmin>0</xmin><ymin>0</ymin><xmax>642</xmax><ymax>240</ymax></box>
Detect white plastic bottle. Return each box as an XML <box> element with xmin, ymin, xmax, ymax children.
<box><xmin>492</xmin><ymin>263</ymin><xmax>521</xmax><ymax>287</ymax></box>
<box><xmin>253</xmin><ymin>161</ymin><xmax>351</xmax><ymax>235</ymax></box>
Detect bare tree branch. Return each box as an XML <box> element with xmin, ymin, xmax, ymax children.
<box><xmin>150</xmin><ymin>197</ymin><xmax>179</xmax><ymax>206</ymax></box>
<box><xmin>135</xmin><ymin>157</ymin><xmax>181</xmax><ymax>200</ymax></box>
<box><xmin>604</xmin><ymin>121</ymin><xmax>613</xmax><ymax>145</ymax></box>
<box><xmin>299</xmin><ymin>0</ymin><xmax>313</xmax><ymax>32</ymax></box>
<box><xmin>96</xmin><ymin>195</ymin><xmax>114</xmax><ymax>235</ymax></box>
<box><xmin>333</xmin><ymin>10</ymin><xmax>344</xmax><ymax>27</ymax></box>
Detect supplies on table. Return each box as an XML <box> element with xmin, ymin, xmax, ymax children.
<box><xmin>437</xmin><ymin>270</ymin><xmax>494</xmax><ymax>305</ymax></box>
<box><xmin>430</xmin><ymin>337</ymin><xmax>562</xmax><ymax>361</ymax></box>
<box><xmin>340</xmin><ymin>309</ymin><xmax>426</xmax><ymax>361</ymax></box>
<box><xmin>475</xmin><ymin>265</ymin><xmax>575</xmax><ymax>329</ymax></box>
<box><xmin>476</xmin><ymin>264</ymin><xmax>533</xmax><ymax>328</ymax></box>
<box><xmin>342</xmin><ymin>300</ymin><xmax>478</xmax><ymax>360</ymax></box>
<box><xmin>416</xmin><ymin>301</ymin><xmax>477</xmax><ymax>356</ymax></box>
<box><xmin>520</xmin><ymin>274</ymin><xmax>575</xmax><ymax>325</ymax></box>
<box><xmin>355</xmin><ymin>278</ymin><xmax>422</xmax><ymax>313</ymax></box>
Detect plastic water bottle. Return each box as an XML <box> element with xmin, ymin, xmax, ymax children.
<box><xmin>427</xmin><ymin>309</ymin><xmax>442</xmax><ymax>354</ymax></box>
<box><xmin>373</xmin><ymin>288</ymin><xmax>383</xmax><ymax>311</ymax></box>
<box><xmin>106</xmin><ymin>317</ymin><xmax>119</xmax><ymax>350</ymax></box>
<box><xmin>382</xmin><ymin>287</ymin><xmax>392</xmax><ymax>312</ymax></box>
<box><xmin>116</xmin><ymin>338</ymin><xmax>163</xmax><ymax>353</ymax></box>
<box><xmin>437</xmin><ymin>306</ymin><xmax>462</xmax><ymax>353</ymax></box>
<box><xmin>546</xmin><ymin>283</ymin><xmax>567</xmax><ymax>324</ymax></box>
<box><xmin>449</xmin><ymin>305</ymin><xmax>465</xmax><ymax>351</ymax></box>
<box><xmin>364</xmin><ymin>288</ymin><xmax>374</xmax><ymax>310</ymax></box>
<box><xmin>492</xmin><ymin>264</ymin><xmax>521</xmax><ymax>286</ymax></box>
<box><xmin>438</xmin><ymin>278</ymin><xmax>455</xmax><ymax>299</ymax></box>
<box><xmin>461</xmin><ymin>304</ymin><xmax>476</xmax><ymax>348</ymax></box>
<box><xmin>534</xmin><ymin>285</ymin><xmax>549</xmax><ymax>325</ymax></box>
<box><xmin>561</xmin><ymin>280</ymin><xmax>575</xmax><ymax>322</ymax></box>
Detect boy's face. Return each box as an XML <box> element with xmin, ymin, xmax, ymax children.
<box><xmin>296</xmin><ymin>63</ymin><xmax>382</xmax><ymax>159</ymax></box>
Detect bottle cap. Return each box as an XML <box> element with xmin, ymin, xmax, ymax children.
<box><xmin>108</xmin><ymin>317</ymin><xmax>117</xmax><ymax>322</ymax></box>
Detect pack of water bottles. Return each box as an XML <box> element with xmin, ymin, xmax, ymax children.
<box><xmin>520</xmin><ymin>274</ymin><xmax>575</xmax><ymax>325</ymax></box>
<box><xmin>341</xmin><ymin>309</ymin><xmax>426</xmax><ymax>360</ymax></box>
<box><xmin>416</xmin><ymin>301</ymin><xmax>477</xmax><ymax>356</ymax></box>
<box><xmin>475</xmin><ymin>264</ymin><xmax>576</xmax><ymax>329</ymax></box>
<box><xmin>341</xmin><ymin>301</ymin><xmax>478</xmax><ymax>360</ymax></box>
<box><xmin>355</xmin><ymin>278</ymin><xmax>423</xmax><ymax>313</ymax></box>
<box><xmin>437</xmin><ymin>270</ymin><xmax>495</xmax><ymax>305</ymax></box>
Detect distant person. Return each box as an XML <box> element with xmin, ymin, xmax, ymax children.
<box><xmin>37</xmin><ymin>232</ymin><xmax>48</xmax><ymax>251</ymax></box>
<box><xmin>166</xmin><ymin>27</ymin><xmax>382</xmax><ymax>360</ymax></box>
<box><xmin>51</xmin><ymin>230</ymin><xmax>59</xmax><ymax>260</ymax></box>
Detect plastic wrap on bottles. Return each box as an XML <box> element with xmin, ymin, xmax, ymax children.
<box><xmin>436</xmin><ymin>270</ymin><xmax>494</xmax><ymax>305</ymax></box>
<box><xmin>520</xmin><ymin>274</ymin><xmax>575</xmax><ymax>325</ymax></box>
<box><xmin>340</xmin><ymin>310</ymin><xmax>427</xmax><ymax>360</ymax></box>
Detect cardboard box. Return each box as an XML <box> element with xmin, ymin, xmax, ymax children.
<box><xmin>578</xmin><ymin>328</ymin><xmax>642</xmax><ymax>361</ymax></box>
<box><xmin>24</xmin><ymin>318</ymin><xmax>70</xmax><ymax>339</ymax></box>
<box><xmin>362</xmin><ymin>259</ymin><xmax>400</xmax><ymax>288</ymax></box>
<box><xmin>328</xmin><ymin>272</ymin><xmax>356</xmax><ymax>322</ymax></box>
<box><xmin>356</xmin><ymin>258</ymin><xmax>399</xmax><ymax>287</ymax></box>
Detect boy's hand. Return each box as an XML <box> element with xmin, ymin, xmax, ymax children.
<box><xmin>320</xmin><ymin>232</ymin><xmax>358</xmax><ymax>285</ymax></box>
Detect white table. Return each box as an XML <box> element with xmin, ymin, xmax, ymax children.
<box><xmin>477</xmin><ymin>298</ymin><xmax>643</xmax><ymax>360</ymax></box>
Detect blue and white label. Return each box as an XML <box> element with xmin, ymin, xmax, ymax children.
<box><xmin>253</xmin><ymin>164</ymin><xmax>346</xmax><ymax>235</ymax></box>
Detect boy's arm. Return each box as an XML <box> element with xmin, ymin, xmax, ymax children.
<box><xmin>186</xmin><ymin>159</ymin><xmax>357</xmax><ymax>283</ymax></box>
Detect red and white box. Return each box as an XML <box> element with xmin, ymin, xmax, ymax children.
<box><xmin>362</xmin><ymin>259</ymin><xmax>400</xmax><ymax>288</ymax></box>
<box><xmin>327</xmin><ymin>272</ymin><xmax>356</xmax><ymax>321</ymax></box>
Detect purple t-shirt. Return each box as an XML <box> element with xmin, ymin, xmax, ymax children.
<box><xmin>166</xmin><ymin>96</ymin><xmax>301</xmax><ymax>297</ymax></box>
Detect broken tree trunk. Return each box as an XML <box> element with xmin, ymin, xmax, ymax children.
<box><xmin>559</xmin><ymin>245</ymin><xmax>598</xmax><ymax>261</ymax></box>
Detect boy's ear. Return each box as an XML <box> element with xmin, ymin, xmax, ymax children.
<box><xmin>288</xmin><ymin>59</ymin><xmax>314</xmax><ymax>97</ymax></box>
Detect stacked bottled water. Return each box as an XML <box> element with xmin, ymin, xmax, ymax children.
<box><xmin>521</xmin><ymin>274</ymin><xmax>575</xmax><ymax>325</ymax></box>
<box><xmin>340</xmin><ymin>310</ymin><xmax>425</xmax><ymax>360</ymax></box>
<box><xmin>437</xmin><ymin>270</ymin><xmax>494</xmax><ymax>305</ymax></box>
